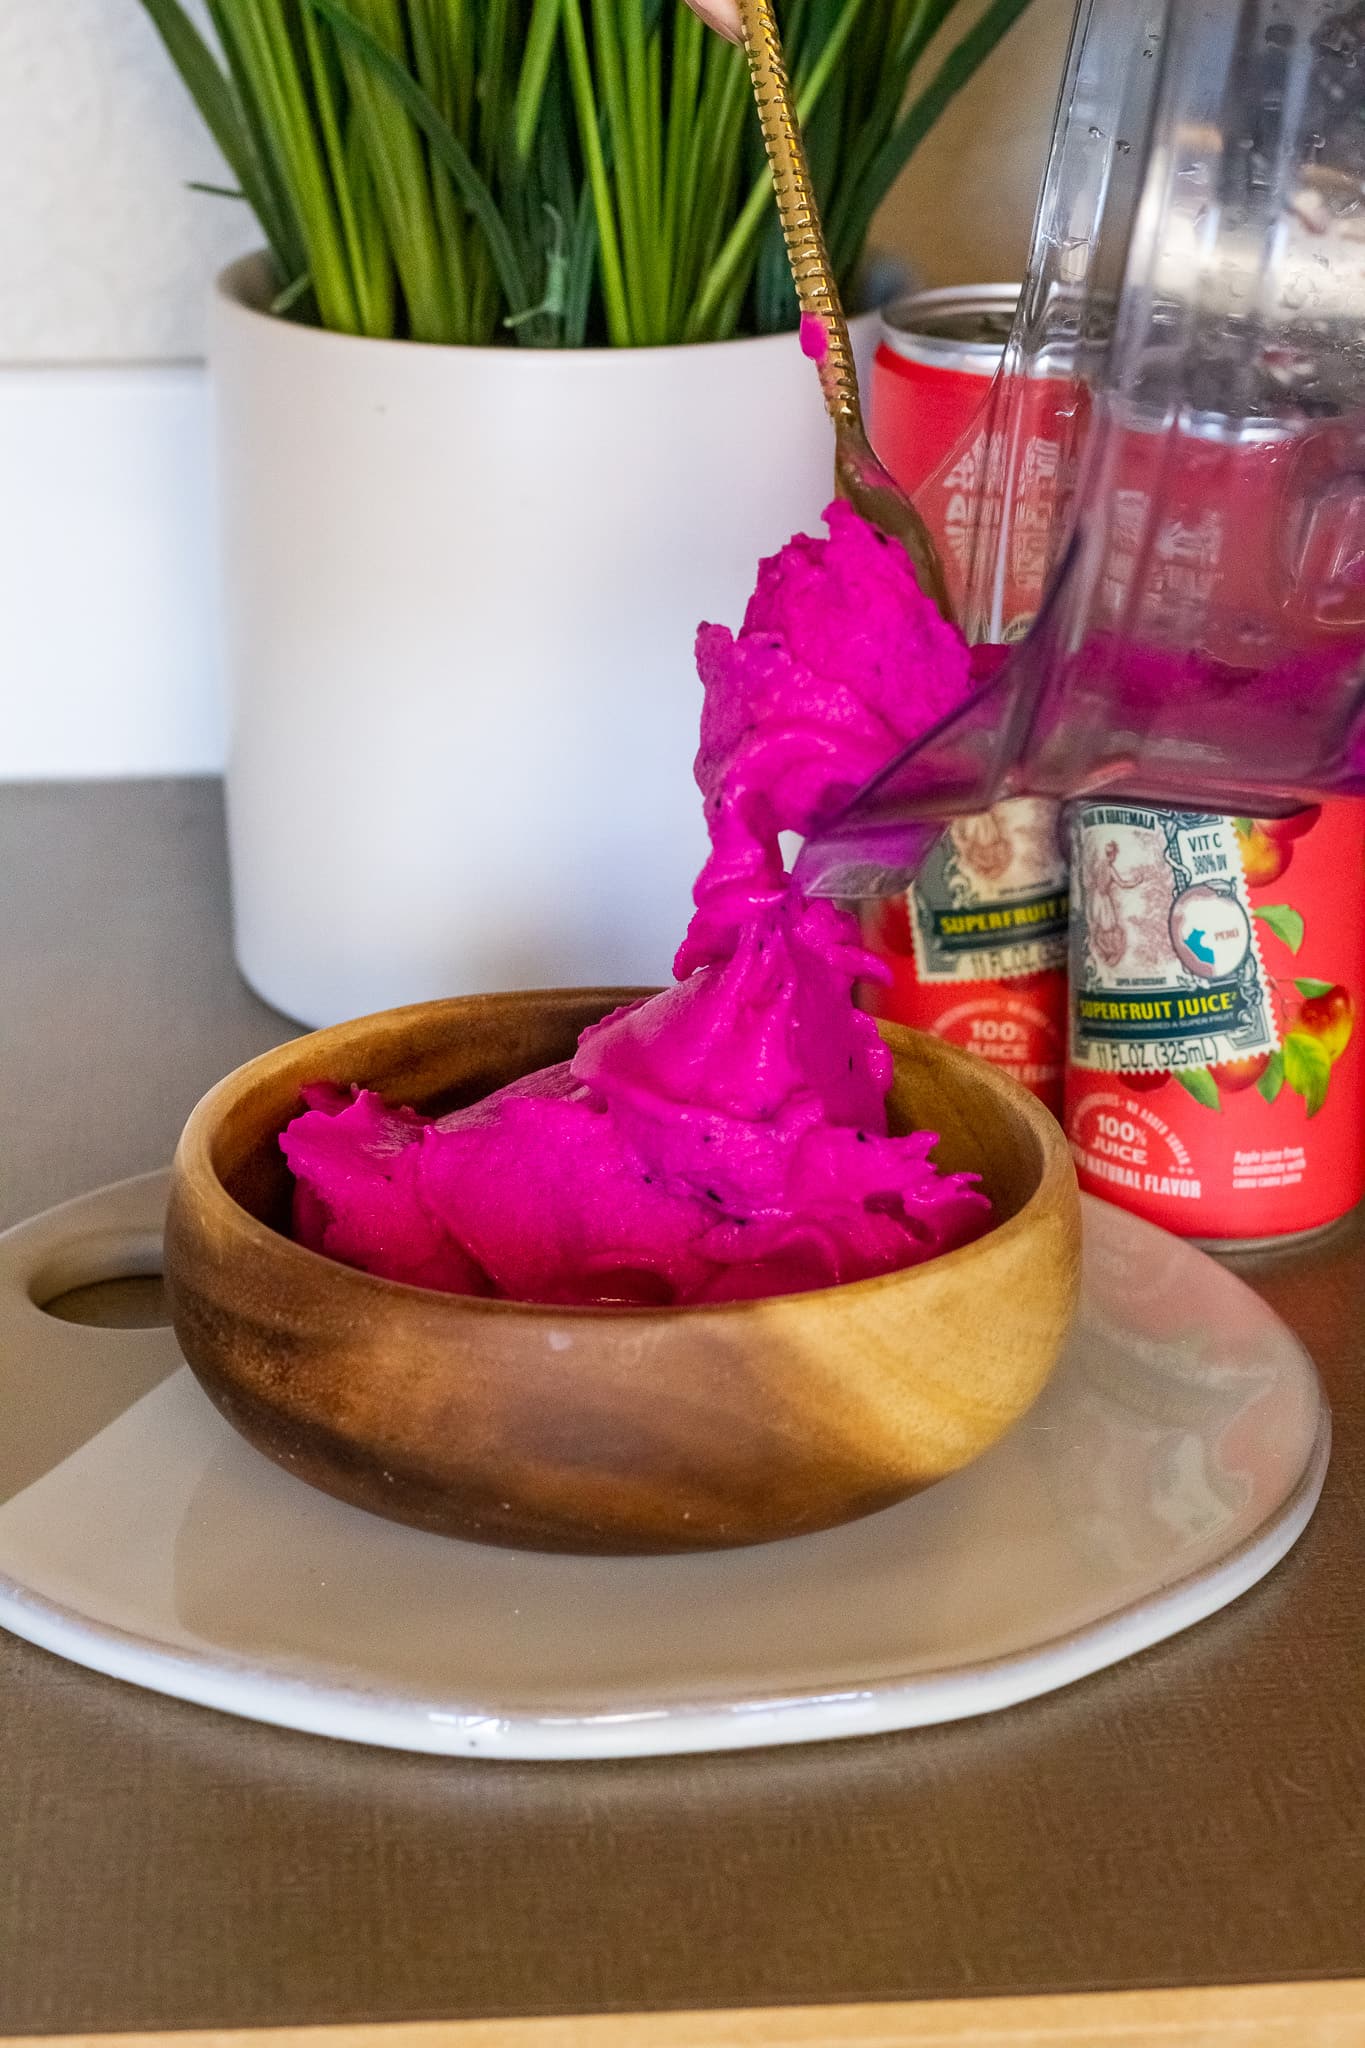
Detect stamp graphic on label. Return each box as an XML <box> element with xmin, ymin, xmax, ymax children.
<box><xmin>909</xmin><ymin>798</ymin><xmax>1069</xmax><ymax>985</ymax></box>
<box><xmin>1070</xmin><ymin>806</ymin><xmax>1278</xmax><ymax>1075</ymax></box>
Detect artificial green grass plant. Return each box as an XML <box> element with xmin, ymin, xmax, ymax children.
<box><xmin>142</xmin><ymin>0</ymin><xmax>1036</xmax><ymax>346</ymax></box>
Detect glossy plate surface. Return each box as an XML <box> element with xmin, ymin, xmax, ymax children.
<box><xmin>0</xmin><ymin>1174</ymin><xmax>1327</xmax><ymax>1759</ymax></box>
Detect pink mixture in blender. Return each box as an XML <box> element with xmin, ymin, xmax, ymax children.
<box><xmin>282</xmin><ymin>504</ymin><xmax>991</xmax><ymax>1306</ymax></box>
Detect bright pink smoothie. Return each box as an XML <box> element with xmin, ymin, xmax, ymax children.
<box><xmin>282</xmin><ymin>504</ymin><xmax>990</xmax><ymax>1305</ymax></box>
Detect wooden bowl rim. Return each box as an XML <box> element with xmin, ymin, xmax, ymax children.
<box><xmin>171</xmin><ymin>988</ymin><xmax>1075</xmax><ymax>1323</ymax></box>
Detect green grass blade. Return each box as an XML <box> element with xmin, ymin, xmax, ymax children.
<box><xmin>644</xmin><ymin>16</ymin><xmax>665</xmax><ymax>336</ymax></box>
<box><xmin>673</xmin><ymin>33</ymin><xmax>748</xmax><ymax>331</ymax></box>
<box><xmin>893</xmin><ymin>0</ymin><xmax>949</xmax><ymax>70</ymax></box>
<box><xmin>201</xmin><ymin>0</ymin><xmax>309</xmax><ymax>278</ymax></box>
<box><xmin>588</xmin><ymin>0</ymin><xmax>646</xmax><ymax>334</ymax></box>
<box><xmin>136</xmin><ymin>0</ymin><xmax>291</xmax><ymax>263</ymax></box>
<box><xmin>560</xmin><ymin>0</ymin><xmax>632</xmax><ymax>343</ymax></box>
<box><xmin>619</xmin><ymin>0</ymin><xmax>661</xmax><ymax>337</ymax></box>
<box><xmin>136</xmin><ymin>0</ymin><xmax>249</xmax><ymax>187</ymax></box>
<box><xmin>404</xmin><ymin>0</ymin><xmax>477</xmax><ymax>334</ymax></box>
<box><xmin>298</xmin><ymin>0</ymin><xmax>384</xmax><ymax>330</ymax></box>
<box><xmin>838</xmin><ymin>0</ymin><xmax>1037</xmax><ymax>256</ymax></box>
<box><xmin>822</xmin><ymin>0</ymin><xmax>943</xmax><ymax>271</ymax></box>
<box><xmin>326</xmin><ymin>0</ymin><xmax>455</xmax><ymax>339</ymax></box>
<box><xmin>441</xmin><ymin>0</ymin><xmax>476</xmax><ymax>133</ymax></box>
<box><xmin>271</xmin><ymin>269</ymin><xmax>315</xmax><ymax>314</ymax></box>
<box><xmin>307</xmin><ymin>0</ymin><xmax>534</xmax><ymax>321</ymax></box>
<box><xmin>477</xmin><ymin>0</ymin><xmax>513</xmax><ymax>159</ymax></box>
<box><xmin>513</xmin><ymin>0</ymin><xmax>562</xmax><ymax>162</ymax></box>
<box><xmin>687</xmin><ymin>0</ymin><xmax>861</xmax><ymax>340</ymax></box>
<box><xmin>343</xmin><ymin>105</ymin><xmax>397</xmax><ymax>334</ymax></box>
<box><xmin>562</xmin><ymin>182</ymin><xmax>600</xmax><ymax>345</ymax></box>
<box><xmin>523</xmin><ymin>56</ymin><xmax>584</xmax><ymax>342</ymax></box>
<box><xmin>661</xmin><ymin>3</ymin><xmax>703</xmax><ymax>289</ymax></box>
<box><xmin>222</xmin><ymin>0</ymin><xmax>361</xmax><ymax>328</ymax></box>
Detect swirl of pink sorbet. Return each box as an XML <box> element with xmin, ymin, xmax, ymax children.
<box><xmin>282</xmin><ymin>503</ymin><xmax>990</xmax><ymax>1305</ymax></box>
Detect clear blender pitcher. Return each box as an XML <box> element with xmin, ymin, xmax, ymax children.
<box><xmin>798</xmin><ymin>0</ymin><xmax>1365</xmax><ymax>897</ymax></box>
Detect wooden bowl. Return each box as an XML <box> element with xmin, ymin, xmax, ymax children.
<box><xmin>164</xmin><ymin>989</ymin><xmax>1080</xmax><ymax>1554</ymax></box>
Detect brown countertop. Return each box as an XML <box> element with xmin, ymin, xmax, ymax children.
<box><xmin>1</xmin><ymin>781</ymin><xmax>1362</xmax><ymax>2039</ymax></box>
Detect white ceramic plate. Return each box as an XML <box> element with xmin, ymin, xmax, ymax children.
<box><xmin>0</xmin><ymin>1173</ymin><xmax>1327</xmax><ymax>1760</ymax></box>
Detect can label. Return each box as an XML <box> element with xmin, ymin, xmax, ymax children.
<box><xmin>1066</xmin><ymin>799</ymin><xmax>1365</xmax><ymax>1240</ymax></box>
<box><xmin>1070</xmin><ymin>809</ymin><xmax>1277</xmax><ymax>1078</ymax></box>
<box><xmin>860</xmin><ymin>798</ymin><xmax>1069</xmax><ymax>1115</ymax></box>
<box><xmin>909</xmin><ymin>799</ymin><xmax>1070</xmax><ymax>982</ymax></box>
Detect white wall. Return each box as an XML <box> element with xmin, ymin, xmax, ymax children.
<box><xmin>0</xmin><ymin>0</ymin><xmax>254</xmax><ymax>364</ymax></box>
<box><xmin>0</xmin><ymin>0</ymin><xmax>251</xmax><ymax>776</ymax></box>
<box><xmin>0</xmin><ymin>0</ymin><xmax>1074</xmax><ymax>776</ymax></box>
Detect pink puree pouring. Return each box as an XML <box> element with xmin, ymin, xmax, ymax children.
<box><xmin>282</xmin><ymin>506</ymin><xmax>992</xmax><ymax>1306</ymax></box>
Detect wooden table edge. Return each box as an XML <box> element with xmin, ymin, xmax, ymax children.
<box><xmin>11</xmin><ymin>1981</ymin><xmax>1365</xmax><ymax>2047</ymax></box>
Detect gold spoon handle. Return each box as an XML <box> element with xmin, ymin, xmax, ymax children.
<box><xmin>734</xmin><ymin>0</ymin><xmax>954</xmax><ymax>619</ymax></box>
<box><xmin>734</xmin><ymin>0</ymin><xmax>861</xmax><ymax>431</ymax></box>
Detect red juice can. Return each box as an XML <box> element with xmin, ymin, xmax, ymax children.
<box><xmin>1065</xmin><ymin>798</ymin><xmax>1365</xmax><ymax>1245</ymax></box>
<box><xmin>860</xmin><ymin>287</ymin><xmax>1071</xmax><ymax>1114</ymax></box>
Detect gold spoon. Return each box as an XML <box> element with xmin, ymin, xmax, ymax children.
<box><xmin>731</xmin><ymin>0</ymin><xmax>954</xmax><ymax>618</ymax></box>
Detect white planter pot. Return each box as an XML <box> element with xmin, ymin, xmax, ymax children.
<box><xmin>211</xmin><ymin>255</ymin><xmax>881</xmax><ymax>1027</ymax></box>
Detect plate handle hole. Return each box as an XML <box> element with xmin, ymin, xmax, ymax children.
<box><xmin>28</xmin><ymin>1232</ymin><xmax>170</xmax><ymax>1330</ymax></box>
